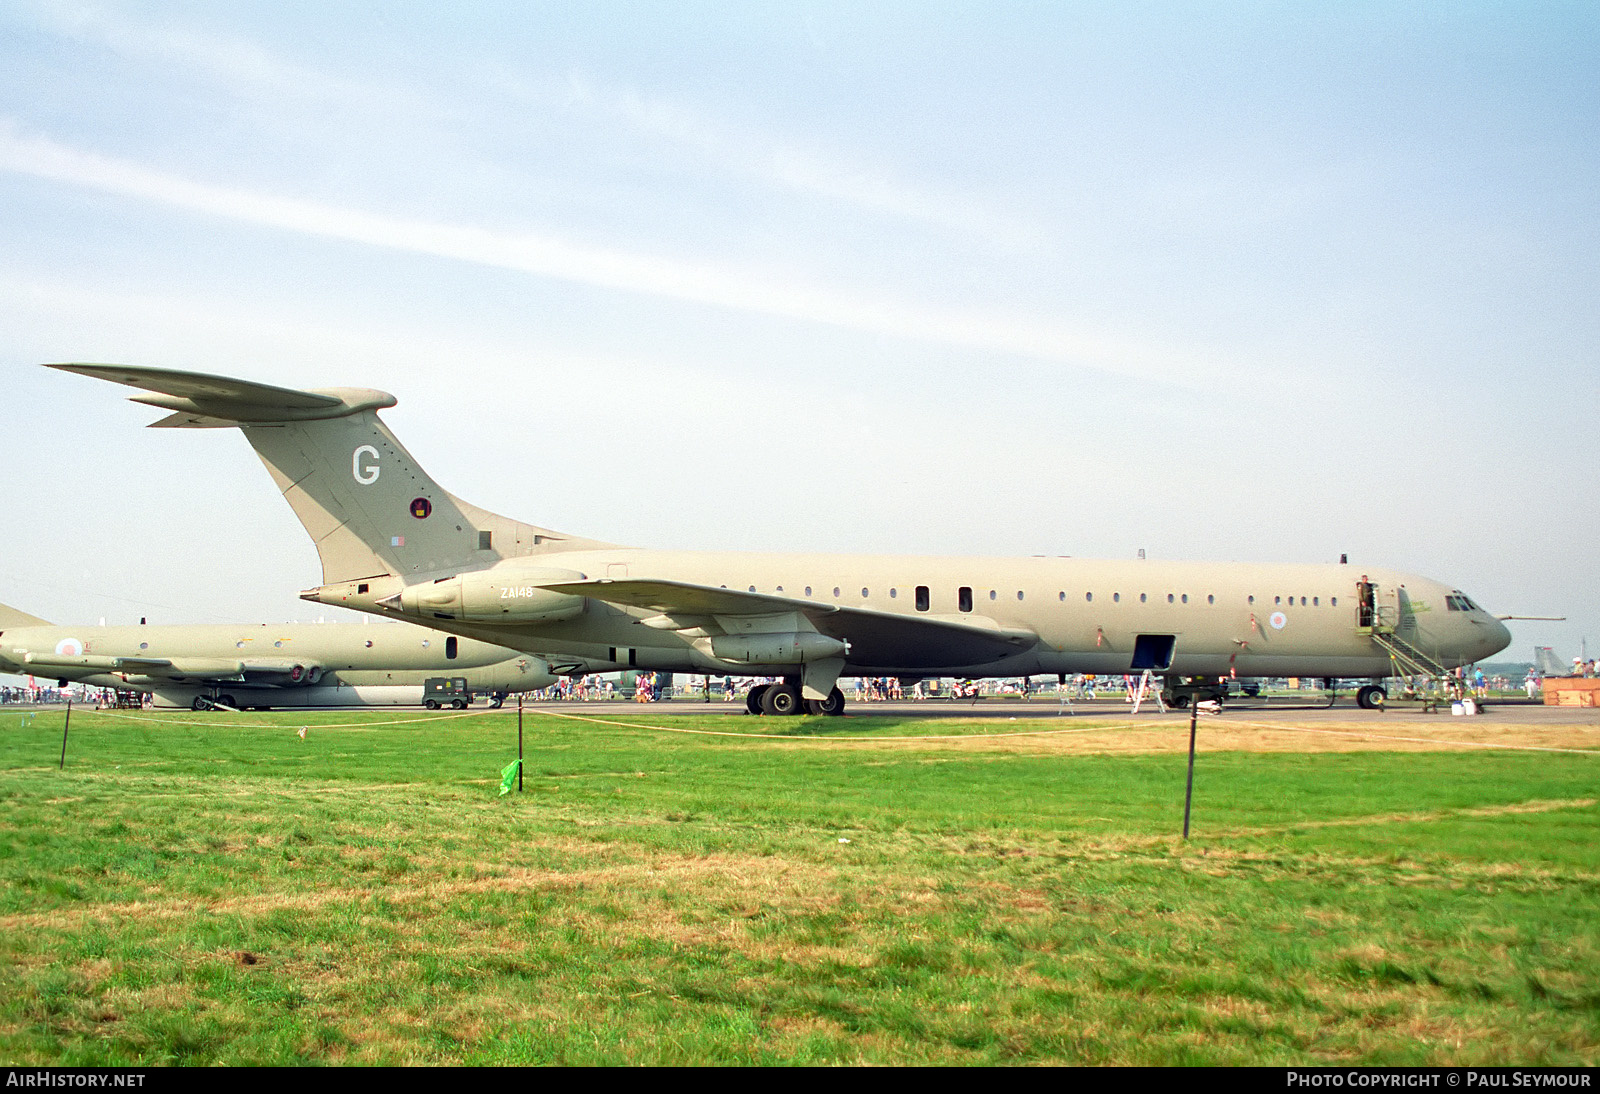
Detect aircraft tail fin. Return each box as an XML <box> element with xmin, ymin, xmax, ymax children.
<box><xmin>49</xmin><ymin>364</ymin><xmax>609</xmax><ymax>586</ymax></box>
<box><xmin>1533</xmin><ymin>646</ymin><xmax>1569</xmax><ymax>677</ymax></box>
<box><xmin>0</xmin><ymin>603</ymin><xmax>52</xmax><ymax>629</ymax></box>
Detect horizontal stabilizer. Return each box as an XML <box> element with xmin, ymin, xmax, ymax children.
<box><xmin>46</xmin><ymin>364</ymin><xmax>396</xmax><ymax>426</ymax></box>
<box><xmin>0</xmin><ymin>603</ymin><xmax>52</xmax><ymax>629</ymax></box>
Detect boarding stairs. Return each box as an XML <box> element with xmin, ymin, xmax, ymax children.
<box><xmin>1365</xmin><ymin>623</ymin><xmax>1458</xmax><ymax>709</ymax></box>
<box><xmin>1368</xmin><ymin>629</ymin><xmax>1448</xmax><ymax>680</ymax></box>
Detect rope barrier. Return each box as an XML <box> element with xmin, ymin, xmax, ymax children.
<box><xmin>529</xmin><ymin>707</ymin><xmax>1162</xmax><ymax>742</ymax></box>
<box><xmin>69</xmin><ymin>705</ymin><xmax>1600</xmax><ymax>754</ymax></box>
<box><xmin>90</xmin><ymin>709</ymin><xmax>484</xmax><ymax>729</ymax></box>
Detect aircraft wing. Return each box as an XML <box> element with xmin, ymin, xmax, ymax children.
<box><xmin>23</xmin><ymin>653</ymin><xmax>247</xmax><ymax>680</ymax></box>
<box><xmin>20</xmin><ymin>653</ymin><xmax>319</xmax><ymax>685</ymax></box>
<box><xmin>539</xmin><ymin>578</ymin><xmax>1039</xmax><ymax>669</ymax></box>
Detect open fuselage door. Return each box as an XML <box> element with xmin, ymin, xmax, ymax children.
<box><xmin>1355</xmin><ymin>577</ymin><xmax>1405</xmax><ymax>634</ymax></box>
<box><xmin>1130</xmin><ymin>634</ymin><xmax>1176</xmax><ymax>672</ymax></box>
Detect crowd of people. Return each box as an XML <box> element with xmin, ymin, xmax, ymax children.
<box><xmin>4</xmin><ymin>664</ymin><xmax>1584</xmax><ymax>709</ymax></box>
<box><xmin>1</xmin><ymin>684</ymin><xmax>106</xmax><ymax>705</ymax></box>
<box><xmin>525</xmin><ymin>672</ymin><xmax>671</xmax><ymax>703</ymax></box>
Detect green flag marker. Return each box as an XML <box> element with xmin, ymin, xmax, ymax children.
<box><xmin>499</xmin><ymin>759</ymin><xmax>523</xmax><ymax>796</ymax></box>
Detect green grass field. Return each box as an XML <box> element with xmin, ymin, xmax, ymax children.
<box><xmin>1</xmin><ymin>706</ymin><xmax>1596</xmax><ymax>1065</ymax></box>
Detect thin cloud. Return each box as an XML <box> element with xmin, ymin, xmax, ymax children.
<box><xmin>593</xmin><ymin>81</ymin><xmax>1039</xmax><ymax>250</ymax></box>
<box><xmin>24</xmin><ymin>1</ymin><xmax>403</xmax><ymax>112</ymax></box>
<box><xmin>36</xmin><ymin>5</ymin><xmax>1029</xmax><ymax>249</ymax></box>
<box><xmin>0</xmin><ymin>120</ymin><xmax>1251</xmax><ymax>389</ymax></box>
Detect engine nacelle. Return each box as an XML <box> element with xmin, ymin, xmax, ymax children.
<box><xmin>708</xmin><ymin>632</ymin><xmax>848</xmax><ymax>665</ymax></box>
<box><xmin>245</xmin><ymin>659</ymin><xmax>325</xmax><ymax>685</ymax></box>
<box><xmin>398</xmin><ymin>566</ymin><xmax>587</xmax><ymax>624</ymax></box>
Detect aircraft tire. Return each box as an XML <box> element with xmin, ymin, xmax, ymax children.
<box><xmin>220</xmin><ymin>695</ymin><xmax>237</xmax><ymax>710</ymax></box>
<box><xmin>1356</xmin><ymin>685</ymin><xmax>1386</xmax><ymax>710</ymax></box>
<box><xmin>761</xmin><ymin>683</ymin><xmax>801</xmax><ymax>716</ymax></box>
<box><xmin>746</xmin><ymin>685</ymin><xmax>769</xmax><ymax>715</ymax></box>
<box><xmin>192</xmin><ymin>696</ymin><xmax>209</xmax><ymax>711</ymax></box>
<box><xmin>804</xmin><ymin>687</ymin><xmax>846</xmax><ymax>716</ymax></box>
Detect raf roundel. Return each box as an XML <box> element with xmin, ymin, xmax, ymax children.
<box><xmin>1269</xmin><ymin>611</ymin><xmax>1287</xmax><ymax>630</ymax></box>
<box><xmin>410</xmin><ymin>497</ymin><xmax>432</xmax><ymax>519</ymax></box>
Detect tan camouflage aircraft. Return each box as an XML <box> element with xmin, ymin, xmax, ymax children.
<box><xmin>0</xmin><ymin>601</ymin><xmax>557</xmax><ymax>710</ymax></box>
<box><xmin>51</xmin><ymin>364</ymin><xmax>1511</xmax><ymax>715</ymax></box>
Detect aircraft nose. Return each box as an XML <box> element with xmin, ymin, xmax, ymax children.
<box><xmin>1480</xmin><ymin>617</ymin><xmax>1512</xmax><ymax>660</ymax></box>
<box><xmin>1490</xmin><ymin>617</ymin><xmax>1512</xmax><ymax>656</ymax></box>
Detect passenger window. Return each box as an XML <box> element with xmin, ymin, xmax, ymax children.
<box><xmin>958</xmin><ymin>587</ymin><xmax>973</xmax><ymax>613</ymax></box>
<box><xmin>916</xmin><ymin>586</ymin><xmax>930</xmax><ymax>612</ymax></box>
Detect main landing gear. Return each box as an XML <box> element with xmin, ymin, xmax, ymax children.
<box><xmin>746</xmin><ymin>681</ymin><xmax>845</xmax><ymax>717</ymax></box>
<box><xmin>1356</xmin><ymin>684</ymin><xmax>1387</xmax><ymax>710</ymax></box>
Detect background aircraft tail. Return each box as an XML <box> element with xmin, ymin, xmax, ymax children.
<box><xmin>1533</xmin><ymin>646</ymin><xmax>1569</xmax><ymax>677</ymax></box>
<box><xmin>0</xmin><ymin>603</ymin><xmax>52</xmax><ymax>629</ymax></box>
<box><xmin>50</xmin><ymin>364</ymin><xmax>609</xmax><ymax>585</ymax></box>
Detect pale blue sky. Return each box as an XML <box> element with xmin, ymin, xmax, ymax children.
<box><xmin>3</xmin><ymin>1</ymin><xmax>1595</xmax><ymax>665</ymax></box>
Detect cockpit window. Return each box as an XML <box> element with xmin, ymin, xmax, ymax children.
<box><xmin>1446</xmin><ymin>593</ymin><xmax>1481</xmax><ymax>612</ymax></box>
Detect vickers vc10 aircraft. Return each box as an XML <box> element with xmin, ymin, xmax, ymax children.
<box><xmin>0</xmin><ymin>602</ymin><xmax>558</xmax><ymax>710</ymax></box>
<box><xmin>53</xmin><ymin>364</ymin><xmax>1512</xmax><ymax>715</ymax></box>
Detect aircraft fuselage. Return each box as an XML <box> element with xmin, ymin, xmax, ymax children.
<box><xmin>306</xmin><ymin>550</ymin><xmax>1510</xmax><ymax>680</ymax></box>
<box><xmin>0</xmin><ymin>619</ymin><xmax>557</xmax><ymax>708</ymax></box>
